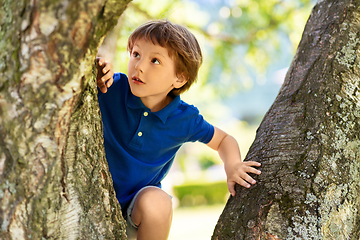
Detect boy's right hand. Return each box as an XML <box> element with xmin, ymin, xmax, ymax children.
<box><xmin>96</xmin><ymin>57</ymin><xmax>114</xmax><ymax>93</ymax></box>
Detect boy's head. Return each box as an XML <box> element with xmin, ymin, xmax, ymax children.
<box><xmin>127</xmin><ymin>20</ymin><xmax>203</xmax><ymax>96</ymax></box>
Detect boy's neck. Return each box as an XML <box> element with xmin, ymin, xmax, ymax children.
<box><xmin>140</xmin><ymin>95</ymin><xmax>173</xmax><ymax>112</ymax></box>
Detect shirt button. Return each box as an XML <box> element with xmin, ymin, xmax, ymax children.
<box><xmin>138</xmin><ymin>132</ymin><xmax>143</xmax><ymax>137</ymax></box>
<box><xmin>143</xmin><ymin>112</ymin><xmax>148</xmax><ymax>117</ymax></box>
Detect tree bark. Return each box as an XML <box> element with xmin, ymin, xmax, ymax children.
<box><xmin>0</xmin><ymin>0</ymin><xmax>131</xmax><ymax>239</ymax></box>
<box><xmin>213</xmin><ymin>0</ymin><xmax>360</xmax><ymax>239</ymax></box>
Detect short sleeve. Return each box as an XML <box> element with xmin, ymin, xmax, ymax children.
<box><xmin>187</xmin><ymin>114</ymin><xmax>214</xmax><ymax>144</ymax></box>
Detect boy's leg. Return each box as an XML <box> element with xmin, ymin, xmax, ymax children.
<box><xmin>131</xmin><ymin>187</ymin><xmax>173</xmax><ymax>240</ymax></box>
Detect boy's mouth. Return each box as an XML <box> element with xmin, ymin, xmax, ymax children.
<box><xmin>132</xmin><ymin>76</ymin><xmax>144</xmax><ymax>84</ymax></box>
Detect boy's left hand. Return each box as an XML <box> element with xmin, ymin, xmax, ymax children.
<box><xmin>225</xmin><ymin>160</ymin><xmax>261</xmax><ymax>196</ymax></box>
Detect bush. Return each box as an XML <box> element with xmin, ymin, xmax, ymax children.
<box><xmin>173</xmin><ymin>181</ymin><xmax>229</xmax><ymax>207</ymax></box>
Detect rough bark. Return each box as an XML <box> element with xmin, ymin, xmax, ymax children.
<box><xmin>0</xmin><ymin>0</ymin><xmax>131</xmax><ymax>239</ymax></box>
<box><xmin>213</xmin><ymin>0</ymin><xmax>360</xmax><ymax>239</ymax></box>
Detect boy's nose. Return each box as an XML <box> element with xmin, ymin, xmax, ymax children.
<box><xmin>135</xmin><ymin>59</ymin><xmax>144</xmax><ymax>73</ymax></box>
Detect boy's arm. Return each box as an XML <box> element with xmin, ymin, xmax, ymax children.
<box><xmin>207</xmin><ymin>127</ymin><xmax>261</xmax><ymax>196</ymax></box>
<box><xmin>96</xmin><ymin>57</ymin><xmax>114</xmax><ymax>93</ymax></box>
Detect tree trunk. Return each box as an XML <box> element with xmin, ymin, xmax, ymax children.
<box><xmin>0</xmin><ymin>0</ymin><xmax>131</xmax><ymax>239</ymax></box>
<box><xmin>213</xmin><ymin>0</ymin><xmax>360</xmax><ymax>239</ymax></box>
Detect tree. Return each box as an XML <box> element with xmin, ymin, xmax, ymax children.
<box><xmin>0</xmin><ymin>0</ymin><xmax>131</xmax><ymax>239</ymax></box>
<box><xmin>212</xmin><ymin>0</ymin><xmax>360</xmax><ymax>239</ymax></box>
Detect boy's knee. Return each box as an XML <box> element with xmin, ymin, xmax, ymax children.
<box><xmin>133</xmin><ymin>188</ymin><xmax>173</xmax><ymax>223</ymax></box>
<box><xmin>138</xmin><ymin>188</ymin><xmax>172</xmax><ymax>213</ymax></box>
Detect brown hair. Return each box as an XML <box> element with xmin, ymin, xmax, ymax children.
<box><xmin>127</xmin><ymin>20</ymin><xmax>203</xmax><ymax>96</ymax></box>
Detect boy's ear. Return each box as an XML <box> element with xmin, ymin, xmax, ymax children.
<box><xmin>174</xmin><ymin>74</ymin><xmax>188</xmax><ymax>89</ymax></box>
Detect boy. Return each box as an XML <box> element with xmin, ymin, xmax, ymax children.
<box><xmin>96</xmin><ymin>20</ymin><xmax>261</xmax><ymax>240</ymax></box>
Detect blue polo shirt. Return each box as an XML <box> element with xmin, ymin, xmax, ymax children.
<box><xmin>98</xmin><ymin>72</ymin><xmax>214</xmax><ymax>214</ymax></box>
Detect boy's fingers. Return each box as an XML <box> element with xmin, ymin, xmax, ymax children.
<box><xmin>103</xmin><ymin>62</ymin><xmax>112</xmax><ymax>73</ymax></box>
<box><xmin>228</xmin><ymin>173</ymin><xmax>259</xmax><ymax>196</ymax></box>
<box><xmin>254</xmin><ymin>162</ymin><xmax>262</xmax><ymax>167</ymax></box>
<box><xmin>95</xmin><ymin>58</ymin><xmax>113</xmax><ymax>93</ymax></box>
<box><xmin>106</xmin><ymin>77</ymin><xmax>113</xmax><ymax>88</ymax></box>
<box><xmin>246</xmin><ymin>166</ymin><xmax>261</xmax><ymax>175</ymax></box>
<box><xmin>102</xmin><ymin>71</ymin><xmax>113</xmax><ymax>83</ymax></box>
<box><xmin>99</xmin><ymin>85</ymin><xmax>107</xmax><ymax>93</ymax></box>
<box><xmin>243</xmin><ymin>174</ymin><xmax>256</xmax><ymax>185</ymax></box>
<box><xmin>98</xmin><ymin>58</ymin><xmax>104</xmax><ymax>66</ymax></box>
<box><xmin>238</xmin><ymin>179</ymin><xmax>251</xmax><ymax>188</ymax></box>
<box><xmin>97</xmin><ymin>78</ymin><xmax>107</xmax><ymax>93</ymax></box>
<box><xmin>227</xmin><ymin>182</ymin><xmax>236</xmax><ymax>196</ymax></box>
<box><xmin>233</xmin><ymin>173</ymin><xmax>257</xmax><ymax>188</ymax></box>
<box><xmin>244</xmin><ymin>161</ymin><xmax>261</xmax><ymax>167</ymax></box>
<box><xmin>232</xmin><ymin>177</ymin><xmax>250</xmax><ymax>189</ymax></box>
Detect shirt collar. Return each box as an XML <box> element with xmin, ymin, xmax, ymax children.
<box><xmin>127</xmin><ymin>92</ymin><xmax>145</xmax><ymax>109</ymax></box>
<box><xmin>127</xmin><ymin>93</ymin><xmax>181</xmax><ymax>124</ymax></box>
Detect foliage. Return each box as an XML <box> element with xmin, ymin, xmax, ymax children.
<box><xmin>100</xmin><ymin>0</ymin><xmax>315</xmax><ymax>97</ymax></box>
<box><xmin>204</xmin><ymin>0</ymin><xmax>316</xmax><ymax>95</ymax></box>
<box><xmin>173</xmin><ymin>181</ymin><xmax>228</xmax><ymax>207</ymax></box>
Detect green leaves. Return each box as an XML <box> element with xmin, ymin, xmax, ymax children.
<box><xmin>101</xmin><ymin>0</ymin><xmax>314</xmax><ymax>96</ymax></box>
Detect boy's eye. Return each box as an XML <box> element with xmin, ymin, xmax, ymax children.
<box><xmin>133</xmin><ymin>52</ymin><xmax>140</xmax><ymax>58</ymax></box>
<box><xmin>151</xmin><ymin>58</ymin><xmax>160</xmax><ymax>64</ymax></box>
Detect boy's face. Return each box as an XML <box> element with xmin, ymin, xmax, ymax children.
<box><xmin>127</xmin><ymin>39</ymin><xmax>186</xmax><ymax>110</ymax></box>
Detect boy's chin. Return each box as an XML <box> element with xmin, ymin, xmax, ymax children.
<box><xmin>130</xmin><ymin>90</ymin><xmax>141</xmax><ymax>98</ymax></box>
<box><xmin>128</xmin><ymin>85</ymin><xmax>141</xmax><ymax>97</ymax></box>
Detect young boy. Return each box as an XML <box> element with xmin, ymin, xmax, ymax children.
<box><xmin>96</xmin><ymin>20</ymin><xmax>261</xmax><ymax>240</ymax></box>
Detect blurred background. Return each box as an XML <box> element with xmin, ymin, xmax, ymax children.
<box><xmin>98</xmin><ymin>0</ymin><xmax>316</xmax><ymax>238</ymax></box>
